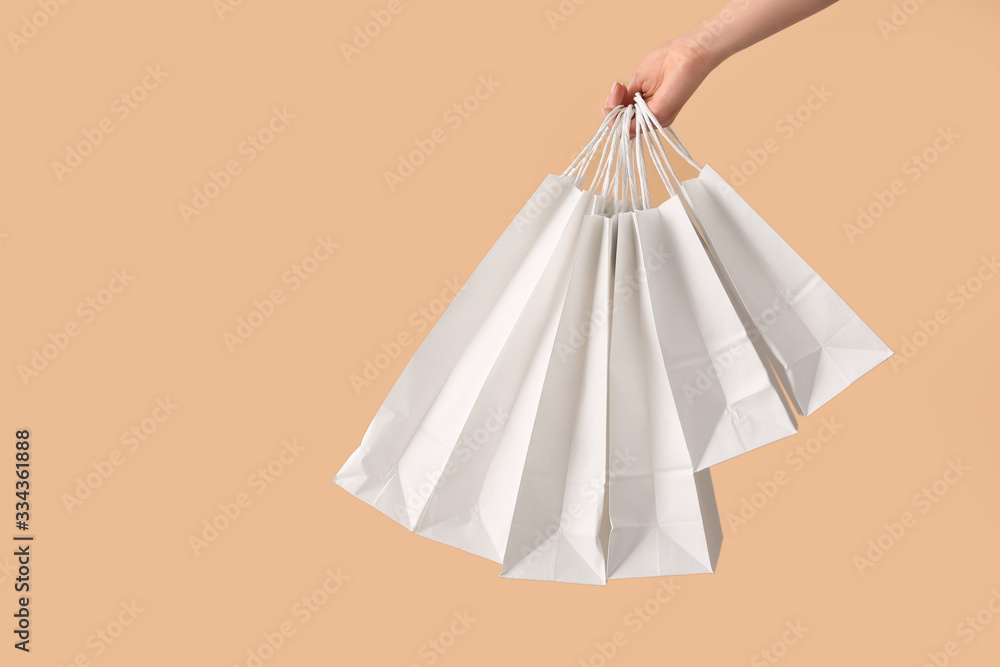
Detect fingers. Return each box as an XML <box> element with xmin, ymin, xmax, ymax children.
<box><xmin>600</xmin><ymin>80</ymin><xmax>653</xmax><ymax>140</ymax></box>
<box><xmin>625</xmin><ymin>76</ymin><xmax>645</xmax><ymax>108</ymax></box>
<box><xmin>600</xmin><ymin>81</ymin><xmax>644</xmax><ymax>139</ymax></box>
<box><xmin>602</xmin><ymin>81</ymin><xmax>627</xmax><ymax>117</ymax></box>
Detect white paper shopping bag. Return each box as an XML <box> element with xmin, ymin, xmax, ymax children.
<box><xmin>607</xmin><ymin>209</ymin><xmax>725</xmax><ymax>577</ymax></box>
<box><xmin>334</xmin><ymin>175</ymin><xmax>589</xmax><ymax>525</ymax></box>
<box><xmin>412</xmin><ymin>195</ymin><xmax>605</xmax><ymax>563</ymax></box>
<box><xmin>625</xmin><ymin>101</ymin><xmax>798</xmax><ymax>467</ymax></box>
<box><xmin>499</xmin><ymin>213</ymin><xmax>615</xmax><ymax>584</ymax></box>
<box><xmin>632</xmin><ymin>94</ymin><xmax>894</xmax><ymax>417</ymax></box>
<box><xmin>334</xmin><ymin>95</ymin><xmax>895</xmax><ymax>585</ymax></box>
<box><xmin>680</xmin><ymin>168</ymin><xmax>893</xmax><ymax>416</ymax></box>
<box><xmin>335</xmin><ymin>109</ymin><xmax>626</xmax><ymax>568</ymax></box>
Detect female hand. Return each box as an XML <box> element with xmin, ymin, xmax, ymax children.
<box><xmin>603</xmin><ymin>0</ymin><xmax>839</xmax><ymax>138</ymax></box>
<box><xmin>602</xmin><ymin>36</ymin><xmax>715</xmax><ymax>137</ymax></box>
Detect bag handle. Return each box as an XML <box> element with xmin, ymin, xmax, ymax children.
<box><xmin>632</xmin><ymin>96</ymin><xmax>709</xmax><ymax>242</ymax></box>
<box><xmin>595</xmin><ymin>106</ymin><xmax>638</xmax><ymax>205</ymax></box>
<box><xmin>563</xmin><ymin>104</ymin><xmax>642</xmax><ymax>212</ymax></box>
<box><xmin>610</xmin><ymin>105</ymin><xmax>642</xmax><ymax>211</ymax></box>
<box><xmin>563</xmin><ymin>104</ymin><xmax>626</xmax><ymax>184</ymax></box>
<box><xmin>632</xmin><ymin>93</ymin><xmax>702</xmax><ymax>171</ymax></box>
<box><xmin>591</xmin><ymin>107</ymin><xmax>625</xmax><ymax>197</ymax></box>
<box><xmin>560</xmin><ymin>96</ymin><xmax>701</xmax><ymax>210</ymax></box>
<box><xmin>623</xmin><ymin>104</ymin><xmax>646</xmax><ymax>211</ymax></box>
<box><xmin>633</xmin><ymin>106</ymin><xmax>649</xmax><ymax>208</ymax></box>
<box><xmin>587</xmin><ymin>118</ymin><xmax>619</xmax><ymax>193</ymax></box>
<box><xmin>632</xmin><ymin>94</ymin><xmax>710</xmax><ymax>203</ymax></box>
<box><xmin>633</xmin><ymin>99</ymin><xmax>678</xmax><ymax>199</ymax></box>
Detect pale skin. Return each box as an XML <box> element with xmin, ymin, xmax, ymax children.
<box><xmin>604</xmin><ymin>0</ymin><xmax>840</xmax><ymax>137</ymax></box>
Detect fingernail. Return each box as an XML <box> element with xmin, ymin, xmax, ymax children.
<box><xmin>602</xmin><ymin>108</ymin><xmax>608</xmax><ymax>117</ymax></box>
<box><xmin>610</xmin><ymin>82</ymin><xmax>617</xmax><ymax>95</ymax></box>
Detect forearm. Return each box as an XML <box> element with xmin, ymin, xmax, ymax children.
<box><xmin>686</xmin><ymin>0</ymin><xmax>839</xmax><ymax>68</ymax></box>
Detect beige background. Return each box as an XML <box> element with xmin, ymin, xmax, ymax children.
<box><xmin>2</xmin><ymin>0</ymin><xmax>999</xmax><ymax>664</ymax></box>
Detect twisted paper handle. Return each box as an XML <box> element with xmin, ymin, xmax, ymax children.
<box><xmin>562</xmin><ymin>94</ymin><xmax>701</xmax><ymax>211</ymax></box>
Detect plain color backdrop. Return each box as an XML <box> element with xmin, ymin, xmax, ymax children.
<box><xmin>1</xmin><ymin>0</ymin><xmax>999</xmax><ymax>665</ymax></box>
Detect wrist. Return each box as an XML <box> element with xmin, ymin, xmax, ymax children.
<box><xmin>675</xmin><ymin>30</ymin><xmax>727</xmax><ymax>76</ymax></box>
<box><xmin>681</xmin><ymin>4</ymin><xmax>748</xmax><ymax>71</ymax></box>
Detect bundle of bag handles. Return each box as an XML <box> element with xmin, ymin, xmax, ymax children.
<box><xmin>562</xmin><ymin>92</ymin><xmax>703</xmax><ymax>214</ymax></box>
